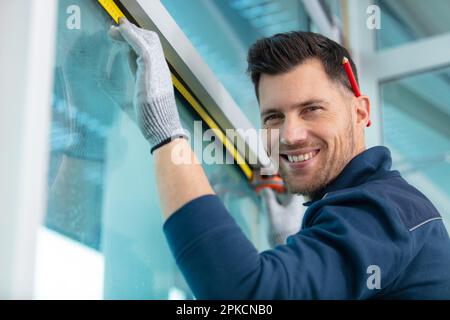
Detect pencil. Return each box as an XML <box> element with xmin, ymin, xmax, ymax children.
<box><xmin>342</xmin><ymin>57</ymin><xmax>371</xmax><ymax>127</ymax></box>
<box><xmin>342</xmin><ymin>57</ymin><xmax>360</xmax><ymax>97</ymax></box>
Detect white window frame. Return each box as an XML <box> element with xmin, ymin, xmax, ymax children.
<box><xmin>347</xmin><ymin>0</ymin><xmax>450</xmax><ymax>147</ymax></box>
<box><xmin>0</xmin><ymin>0</ymin><xmax>57</xmax><ymax>299</ymax></box>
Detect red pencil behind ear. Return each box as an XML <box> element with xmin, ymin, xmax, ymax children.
<box><xmin>342</xmin><ymin>57</ymin><xmax>371</xmax><ymax>127</ymax></box>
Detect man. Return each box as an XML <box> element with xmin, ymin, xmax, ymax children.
<box><xmin>110</xmin><ymin>18</ymin><xmax>450</xmax><ymax>299</ymax></box>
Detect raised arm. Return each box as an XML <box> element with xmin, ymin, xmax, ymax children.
<box><xmin>111</xmin><ymin>18</ymin><xmax>214</xmax><ymax>218</ymax></box>
<box><xmin>154</xmin><ymin>138</ymin><xmax>214</xmax><ymax>218</ymax></box>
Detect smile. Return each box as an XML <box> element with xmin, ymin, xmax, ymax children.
<box><xmin>281</xmin><ymin>149</ymin><xmax>320</xmax><ymax>164</ymax></box>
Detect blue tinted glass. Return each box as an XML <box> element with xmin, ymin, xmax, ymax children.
<box><xmin>41</xmin><ymin>0</ymin><xmax>268</xmax><ymax>299</ymax></box>
<box><xmin>377</xmin><ymin>0</ymin><xmax>450</xmax><ymax>50</ymax></box>
<box><xmin>323</xmin><ymin>0</ymin><xmax>342</xmax><ymax>21</ymax></box>
<box><xmin>161</xmin><ymin>0</ymin><xmax>311</xmax><ymax>128</ymax></box>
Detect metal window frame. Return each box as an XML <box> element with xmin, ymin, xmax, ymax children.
<box><xmin>371</xmin><ymin>32</ymin><xmax>450</xmax><ymax>82</ymax></box>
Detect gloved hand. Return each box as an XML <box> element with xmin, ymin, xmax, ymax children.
<box><xmin>260</xmin><ymin>188</ymin><xmax>305</xmax><ymax>247</ymax></box>
<box><xmin>109</xmin><ymin>18</ymin><xmax>187</xmax><ymax>153</ymax></box>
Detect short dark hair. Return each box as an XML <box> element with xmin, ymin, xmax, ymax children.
<box><xmin>247</xmin><ymin>31</ymin><xmax>359</xmax><ymax>99</ymax></box>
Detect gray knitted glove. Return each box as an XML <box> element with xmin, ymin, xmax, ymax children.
<box><xmin>260</xmin><ymin>188</ymin><xmax>305</xmax><ymax>247</ymax></box>
<box><xmin>110</xmin><ymin>18</ymin><xmax>187</xmax><ymax>152</ymax></box>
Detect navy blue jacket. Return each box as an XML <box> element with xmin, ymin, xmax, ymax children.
<box><xmin>163</xmin><ymin>146</ymin><xmax>450</xmax><ymax>299</ymax></box>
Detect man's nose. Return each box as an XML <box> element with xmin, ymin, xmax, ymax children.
<box><xmin>280</xmin><ymin>116</ymin><xmax>307</xmax><ymax>145</ymax></box>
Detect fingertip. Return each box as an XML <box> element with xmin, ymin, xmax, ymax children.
<box><xmin>116</xmin><ymin>17</ymin><xmax>138</xmax><ymax>37</ymax></box>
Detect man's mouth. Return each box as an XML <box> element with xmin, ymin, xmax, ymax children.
<box><xmin>280</xmin><ymin>149</ymin><xmax>320</xmax><ymax>164</ymax></box>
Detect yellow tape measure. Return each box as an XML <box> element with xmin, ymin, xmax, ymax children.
<box><xmin>98</xmin><ymin>0</ymin><xmax>125</xmax><ymax>24</ymax></box>
<box><xmin>171</xmin><ymin>75</ymin><xmax>253</xmax><ymax>180</ymax></box>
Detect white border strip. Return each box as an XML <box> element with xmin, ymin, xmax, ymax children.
<box><xmin>0</xmin><ymin>0</ymin><xmax>57</xmax><ymax>299</ymax></box>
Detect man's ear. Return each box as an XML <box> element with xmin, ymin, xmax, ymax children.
<box><xmin>354</xmin><ymin>95</ymin><xmax>371</xmax><ymax>128</ymax></box>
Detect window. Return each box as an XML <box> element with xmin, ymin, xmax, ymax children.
<box><xmin>377</xmin><ymin>0</ymin><xmax>450</xmax><ymax>50</ymax></box>
<box><xmin>35</xmin><ymin>0</ymin><xmax>267</xmax><ymax>299</ymax></box>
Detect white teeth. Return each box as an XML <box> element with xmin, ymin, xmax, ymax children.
<box><xmin>286</xmin><ymin>151</ymin><xmax>316</xmax><ymax>163</ymax></box>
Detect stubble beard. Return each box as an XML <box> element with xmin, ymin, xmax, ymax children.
<box><xmin>279</xmin><ymin>123</ymin><xmax>356</xmax><ymax>198</ymax></box>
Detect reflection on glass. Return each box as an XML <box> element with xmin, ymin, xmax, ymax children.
<box><xmin>381</xmin><ymin>67</ymin><xmax>450</xmax><ymax>229</ymax></box>
<box><xmin>47</xmin><ymin>0</ymin><xmax>131</xmax><ymax>250</ymax></box>
<box><xmin>38</xmin><ymin>0</ymin><xmax>267</xmax><ymax>299</ymax></box>
<box><xmin>161</xmin><ymin>0</ymin><xmax>310</xmax><ymax>128</ymax></box>
<box><xmin>377</xmin><ymin>0</ymin><xmax>450</xmax><ymax>50</ymax></box>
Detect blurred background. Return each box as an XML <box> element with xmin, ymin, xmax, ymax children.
<box><xmin>1</xmin><ymin>0</ymin><xmax>449</xmax><ymax>299</ymax></box>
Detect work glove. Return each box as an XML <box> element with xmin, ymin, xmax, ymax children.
<box><xmin>260</xmin><ymin>188</ymin><xmax>306</xmax><ymax>247</ymax></box>
<box><xmin>109</xmin><ymin>18</ymin><xmax>188</xmax><ymax>153</ymax></box>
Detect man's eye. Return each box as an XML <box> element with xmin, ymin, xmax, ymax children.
<box><xmin>305</xmin><ymin>106</ymin><xmax>321</xmax><ymax>113</ymax></box>
<box><xmin>264</xmin><ymin>114</ymin><xmax>282</xmax><ymax>124</ymax></box>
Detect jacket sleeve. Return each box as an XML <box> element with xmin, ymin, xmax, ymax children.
<box><xmin>163</xmin><ymin>193</ymin><xmax>414</xmax><ymax>299</ymax></box>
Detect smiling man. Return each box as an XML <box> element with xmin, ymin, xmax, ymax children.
<box><xmin>258</xmin><ymin>57</ymin><xmax>366</xmax><ymax>200</ymax></box>
<box><xmin>111</xmin><ymin>19</ymin><xmax>450</xmax><ymax>299</ymax></box>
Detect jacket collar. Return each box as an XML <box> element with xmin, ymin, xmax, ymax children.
<box><xmin>303</xmin><ymin>146</ymin><xmax>399</xmax><ymax>206</ymax></box>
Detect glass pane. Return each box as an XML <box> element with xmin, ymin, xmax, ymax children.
<box><xmin>377</xmin><ymin>0</ymin><xmax>450</xmax><ymax>50</ymax></box>
<box><xmin>161</xmin><ymin>0</ymin><xmax>311</xmax><ymax>128</ymax></box>
<box><xmin>381</xmin><ymin>67</ymin><xmax>450</xmax><ymax>230</ymax></box>
<box><xmin>35</xmin><ymin>0</ymin><xmax>267</xmax><ymax>299</ymax></box>
<box><xmin>323</xmin><ymin>0</ymin><xmax>342</xmax><ymax>21</ymax></box>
